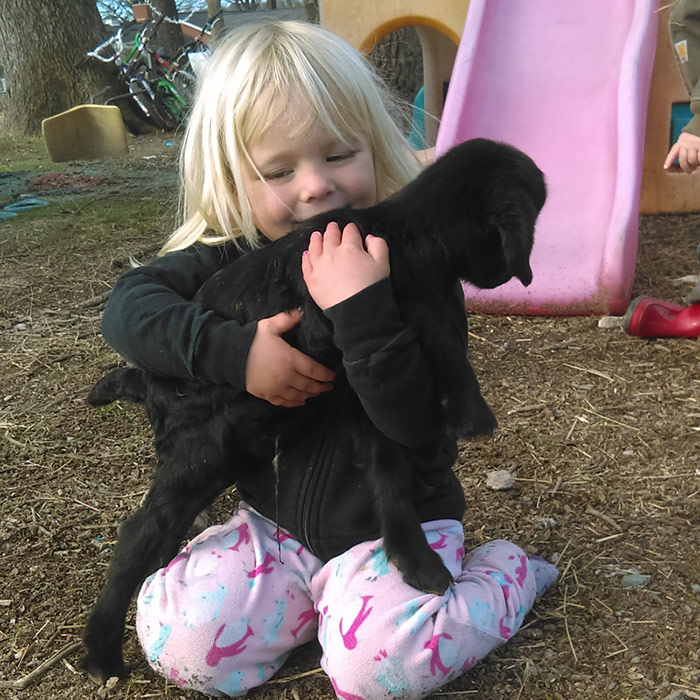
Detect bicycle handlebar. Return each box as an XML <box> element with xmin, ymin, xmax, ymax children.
<box><xmin>86</xmin><ymin>29</ymin><xmax>124</xmax><ymax>63</ymax></box>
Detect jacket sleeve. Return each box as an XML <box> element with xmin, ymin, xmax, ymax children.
<box><xmin>323</xmin><ymin>277</ymin><xmax>447</xmax><ymax>447</ymax></box>
<box><xmin>100</xmin><ymin>242</ymin><xmax>257</xmax><ymax>390</ymax></box>
<box><xmin>671</xmin><ymin>0</ymin><xmax>700</xmax><ymax>135</ymax></box>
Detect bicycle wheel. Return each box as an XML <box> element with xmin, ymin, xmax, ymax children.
<box><xmin>170</xmin><ymin>69</ymin><xmax>196</xmax><ymax>107</ymax></box>
<box><xmin>128</xmin><ymin>78</ymin><xmax>175</xmax><ymax>131</ymax></box>
<box><xmin>155</xmin><ymin>81</ymin><xmax>189</xmax><ymax>127</ymax></box>
<box><xmin>123</xmin><ymin>81</ymin><xmax>156</xmax><ymax>125</ymax></box>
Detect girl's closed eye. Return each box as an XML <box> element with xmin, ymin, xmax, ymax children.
<box><xmin>327</xmin><ymin>150</ymin><xmax>356</xmax><ymax>163</ymax></box>
<box><xmin>263</xmin><ymin>168</ymin><xmax>294</xmax><ymax>182</ymax></box>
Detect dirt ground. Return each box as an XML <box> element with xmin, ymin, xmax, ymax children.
<box><xmin>1</xmin><ymin>133</ymin><xmax>699</xmax><ymax>700</ymax></box>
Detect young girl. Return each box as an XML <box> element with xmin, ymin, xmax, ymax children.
<box><xmin>100</xmin><ymin>20</ymin><xmax>558</xmax><ymax>699</ymax></box>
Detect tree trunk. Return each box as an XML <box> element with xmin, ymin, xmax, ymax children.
<box><xmin>0</xmin><ymin>0</ymin><xmax>139</xmax><ymax>136</ymax></box>
<box><xmin>149</xmin><ymin>0</ymin><xmax>185</xmax><ymax>59</ymax></box>
<box><xmin>368</xmin><ymin>26</ymin><xmax>423</xmax><ymax>107</ymax></box>
<box><xmin>303</xmin><ymin>0</ymin><xmax>319</xmax><ymax>24</ymax></box>
<box><xmin>206</xmin><ymin>0</ymin><xmax>224</xmax><ymax>43</ymax></box>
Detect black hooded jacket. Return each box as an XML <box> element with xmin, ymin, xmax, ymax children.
<box><xmin>100</xmin><ymin>241</ymin><xmax>466</xmax><ymax>560</ymax></box>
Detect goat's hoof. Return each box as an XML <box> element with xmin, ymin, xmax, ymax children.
<box><xmin>81</xmin><ymin>651</ymin><xmax>127</xmax><ymax>685</ymax></box>
<box><xmin>402</xmin><ymin>563</ymin><xmax>454</xmax><ymax>595</ymax></box>
<box><xmin>388</xmin><ymin>542</ymin><xmax>454</xmax><ymax>594</ymax></box>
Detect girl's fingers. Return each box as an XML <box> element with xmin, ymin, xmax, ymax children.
<box><xmin>322</xmin><ymin>221</ymin><xmax>342</xmax><ymax>246</ymax></box>
<box><xmin>270</xmin><ymin>395</ymin><xmax>306</xmax><ymax>408</ymax></box>
<box><xmin>364</xmin><ymin>233</ymin><xmax>389</xmax><ymax>263</ymax></box>
<box><xmin>291</xmin><ymin>348</ymin><xmax>335</xmax><ymax>383</ymax></box>
<box><xmin>340</xmin><ymin>221</ymin><xmax>362</xmax><ymax>246</ymax></box>
<box><xmin>306</xmin><ymin>230</ymin><xmax>323</xmax><ymax>258</ymax></box>
<box><xmin>266</xmin><ymin>309</ymin><xmax>302</xmax><ymax>333</ymax></box>
<box><xmin>301</xmin><ymin>247</ymin><xmax>312</xmax><ymax>278</ymax></box>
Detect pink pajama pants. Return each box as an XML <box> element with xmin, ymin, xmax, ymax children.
<box><xmin>136</xmin><ymin>503</ymin><xmax>540</xmax><ymax>698</ymax></box>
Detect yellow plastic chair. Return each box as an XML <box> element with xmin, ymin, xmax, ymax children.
<box><xmin>41</xmin><ymin>104</ymin><xmax>129</xmax><ymax>162</ymax></box>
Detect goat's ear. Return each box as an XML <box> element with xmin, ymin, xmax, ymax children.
<box><xmin>492</xmin><ymin>200</ymin><xmax>535</xmax><ymax>286</ymax></box>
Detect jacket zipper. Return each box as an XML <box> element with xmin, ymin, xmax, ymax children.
<box><xmin>299</xmin><ymin>410</ymin><xmax>338</xmax><ymax>555</ymax></box>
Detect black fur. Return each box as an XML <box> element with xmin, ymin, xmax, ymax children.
<box><xmin>81</xmin><ymin>138</ymin><xmax>546</xmax><ymax>682</ymax></box>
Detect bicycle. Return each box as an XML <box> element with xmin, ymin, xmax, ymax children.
<box><xmin>147</xmin><ymin>9</ymin><xmax>222</xmax><ymax>106</ymax></box>
<box><xmin>87</xmin><ymin>16</ymin><xmax>182</xmax><ymax>130</ymax></box>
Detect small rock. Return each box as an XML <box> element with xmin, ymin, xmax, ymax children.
<box><xmin>621</xmin><ymin>573</ymin><xmax>651</xmax><ymax>588</ymax></box>
<box><xmin>486</xmin><ymin>470</ymin><xmax>516</xmax><ymax>490</ymax></box>
<box><xmin>691</xmin><ymin>583</ymin><xmax>700</xmax><ymax>595</ymax></box>
<box><xmin>661</xmin><ymin>690</ymin><xmax>700</xmax><ymax>700</ymax></box>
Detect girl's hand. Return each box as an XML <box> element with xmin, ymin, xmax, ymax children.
<box><xmin>301</xmin><ymin>222</ymin><xmax>390</xmax><ymax>311</ymax></box>
<box><xmin>245</xmin><ymin>309</ymin><xmax>335</xmax><ymax>407</ymax></box>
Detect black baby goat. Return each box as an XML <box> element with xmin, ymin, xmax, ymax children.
<box><xmin>82</xmin><ymin>138</ymin><xmax>546</xmax><ymax>682</ymax></box>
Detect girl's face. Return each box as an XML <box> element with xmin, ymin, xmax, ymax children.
<box><xmin>243</xmin><ymin>117</ymin><xmax>378</xmax><ymax>241</ymax></box>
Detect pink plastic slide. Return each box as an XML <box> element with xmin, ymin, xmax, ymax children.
<box><xmin>435</xmin><ymin>0</ymin><xmax>659</xmax><ymax>315</ymax></box>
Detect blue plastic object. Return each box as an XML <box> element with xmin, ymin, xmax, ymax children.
<box><xmin>407</xmin><ymin>86</ymin><xmax>425</xmax><ymax>149</ymax></box>
<box><xmin>671</xmin><ymin>101</ymin><xmax>694</xmax><ymax>146</ymax></box>
<box><xmin>3</xmin><ymin>198</ymin><xmax>49</xmax><ymax>212</ymax></box>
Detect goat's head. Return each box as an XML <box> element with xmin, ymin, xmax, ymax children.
<box><xmin>394</xmin><ymin>138</ymin><xmax>546</xmax><ymax>290</ymax></box>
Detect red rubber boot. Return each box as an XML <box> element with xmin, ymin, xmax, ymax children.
<box><xmin>623</xmin><ymin>297</ymin><xmax>700</xmax><ymax>338</ymax></box>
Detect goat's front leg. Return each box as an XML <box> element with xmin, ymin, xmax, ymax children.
<box><xmin>367</xmin><ymin>437</ymin><xmax>454</xmax><ymax>595</ymax></box>
<box><xmin>81</xmin><ymin>430</ymin><xmax>246</xmax><ymax>683</ymax></box>
<box><xmin>450</xmin><ymin>360</ymin><xmax>497</xmax><ymax>438</ymax></box>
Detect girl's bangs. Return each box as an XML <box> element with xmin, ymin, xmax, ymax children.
<box><xmin>241</xmin><ymin>57</ymin><xmax>366</xmax><ymax>149</ymax></box>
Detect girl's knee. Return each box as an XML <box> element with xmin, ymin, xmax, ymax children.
<box><xmin>137</xmin><ymin>597</ymin><xmax>289</xmax><ymax>695</ymax></box>
<box><xmin>320</xmin><ymin>608</ymin><xmax>458</xmax><ymax>700</ymax></box>
<box><xmin>135</xmin><ymin>548</ymin><xmax>318</xmax><ymax>695</ymax></box>
<box><xmin>324</xmin><ymin>642</ymin><xmax>464</xmax><ymax>700</ymax></box>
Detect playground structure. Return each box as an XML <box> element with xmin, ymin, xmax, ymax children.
<box><xmin>641</xmin><ymin>2</ymin><xmax>700</xmax><ymax>215</ymax></box>
<box><xmin>320</xmin><ymin>0</ymin><xmax>700</xmax><ymax>315</ymax></box>
<box><xmin>321</xmin><ymin>0</ymin><xmax>467</xmax><ymax>147</ymax></box>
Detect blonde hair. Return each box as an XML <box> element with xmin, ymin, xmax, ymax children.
<box><xmin>160</xmin><ymin>20</ymin><xmax>420</xmax><ymax>255</ymax></box>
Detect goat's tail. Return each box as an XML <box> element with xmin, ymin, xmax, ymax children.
<box><xmin>88</xmin><ymin>367</ymin><xmax>148</xmax><ymax>406</ymax></box>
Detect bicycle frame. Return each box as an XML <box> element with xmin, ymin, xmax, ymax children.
<box><xmin>87</xmin><ymin>16</ymin><xmax>188</xmax><ymax>130</ymax></box>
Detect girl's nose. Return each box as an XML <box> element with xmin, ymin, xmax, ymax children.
<box><xmin>299</xmin><ymin>165</ymin><xmax>334</xmax><ymax>202</ymax></box>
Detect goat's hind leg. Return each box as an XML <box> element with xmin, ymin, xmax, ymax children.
<box><xmin>81</xmin><ymin>431</ymin><xmax>243</xmax><ymax>683</ymax></box>
<box><xmin>88</xmin><ymin>367</ymin><xmax>148</xmax><ymax>406</ymax></box>
<box><xmin>367</xmin><ymin>437</ymin><xmax>453</xmax><ymax>595</ymax></box>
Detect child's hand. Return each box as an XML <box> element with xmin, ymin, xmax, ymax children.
<box><xmin>301</xmin><ymin>222</ymin><xmax>390</xmax><ymax>311</ymax></box>
<box><xmin>245</xmin><ymin>309</ymin><xmax>335</xmax><ymax>407</ymax></box>
<box><xmin>664</xmin><ymin>131</ymin><xmax>700</xmax><ymax>173</ymax></box>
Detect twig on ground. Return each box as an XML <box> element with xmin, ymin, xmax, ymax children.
<box><xmin>78</xmin><ymin>290</ymin><xmax>112</xmax><ymax>308</ymax></box>
<box><xmin>266</xmin><ymin>667</ymin><xmax>324</xmax><ymax>684</ymax></box>
<box><xmin>563</xmin><ymin>363</ymin><xmax>614</xmax><ymax>381</ymax></box>
<box><xmin>582</xmin><ymin>406</ymin><xmax>640</xmax><ymax>431</ymax></box>
<box><xmin>551</xmin><ymin>476</ymin><xmax>563</xmax><ymax>495</ymax></box>
<box><xmin>585</xmin><ymin>505</ymin><xmax>623</xmax><ymax>532</ymax></box>
<box><xmin>0</xmin><ymin>641</ymin><xmax>81</xmax><ymax>690</ymax></box>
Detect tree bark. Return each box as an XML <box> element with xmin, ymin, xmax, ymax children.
<box><xmin>148</xmin><ymin>0</ymin><xmax>185</xmax><ymax>59</ymax></box>
<box><xmin>0</xmin><ymin>0</ymin><xmax>138</xmax><ymax>136</ymax></box>
<box><xmin>303</xmin><ymin>0</ymin><xmax>319</xmax><ymax>24</ymax></box>
<box><xmin>368</xmin><ymin>26</ymin><xmax>423</xmax><ymax>107</ymax></box>
<box><xmin>206</xmin><ymin>0</ymin><xmax>224</xmax><ymax>43</ymax></box>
